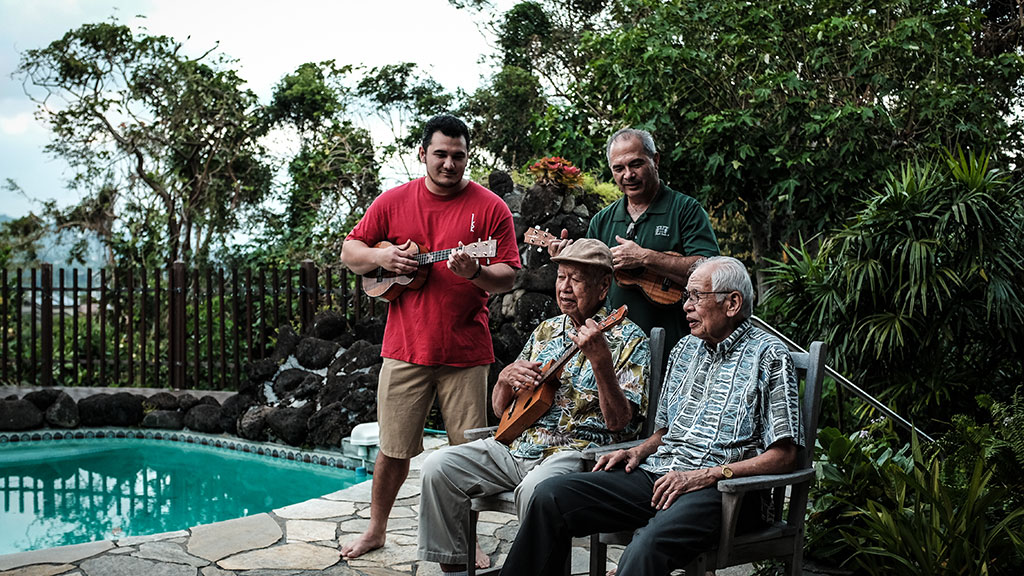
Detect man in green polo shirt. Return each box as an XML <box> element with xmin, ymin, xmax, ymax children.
<box><xmin>551</xmin><ymin>128</ymin><xmax>720</xmax><ymax>350</ymax></box>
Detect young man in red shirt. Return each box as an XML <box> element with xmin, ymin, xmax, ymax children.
<box><xmin>340</xmin><ymin>114</ymin><xmax>520</xmax><ymax>561</ymax></box>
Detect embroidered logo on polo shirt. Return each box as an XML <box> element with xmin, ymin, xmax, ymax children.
<box><xmin>655</xmin><ymin>225</ymin><xmax>670</xmax><ymax>237</ymax></box>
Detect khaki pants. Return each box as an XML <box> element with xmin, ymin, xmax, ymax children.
<box><xmin>417</xmin><ymin>437</ymin><xmax>589</xmax><ymax>564</ymax></box>
<box><xmin>377</xmin><ymin>358</ymin><xmax>489</xmax><ymax>459</ymax></box>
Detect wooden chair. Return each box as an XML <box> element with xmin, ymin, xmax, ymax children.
<box><xmin>587</xmin><ymin>340</ymin><xmax>827</xmax><ymax>576</ymax></box>
<box><xmin>462</xmin><ymin>327</ymin><xmax>667</xmax><ymax>576</ymax></box>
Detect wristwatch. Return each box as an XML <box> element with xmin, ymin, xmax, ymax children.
<box><xmin>468</xmin><ymin>260</ymin><xmax>483</xmax><ymax>280</ymax></box>
<box><xmin>721</xmin><ymin>465</ymin><xmax>734</xmax><ymax>479</ymax></box>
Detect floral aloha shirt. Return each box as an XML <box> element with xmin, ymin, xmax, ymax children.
<box><xmin>507</xmin><ymin>306</ymin><xmax>650</xmax><ymax>460</ymax></box>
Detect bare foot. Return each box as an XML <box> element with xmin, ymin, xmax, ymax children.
<box><xmin>475</xmin><ymin>541</ymin><xmax>491</xmax><ymax>569</ymax></box>
<box><xmin>340</xmin><ymin>530</ymin><xmax>385</xmax><ymax>559</ymax></box>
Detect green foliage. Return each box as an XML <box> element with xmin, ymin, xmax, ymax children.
<box><xmin>809</xmin><ymin>423</ymin><xmax>1024</xmax><ymax>575</ymax></box>
<box><xmin>254</xmin><ymin>61</ymin><xmax>382</xmax><ymax>264</ymax></box>
<box><xmin>498</xmin><ymin>2</ymin><xmax>554</xmax><ymax>69</ymax></box>
<box><xmin>355</xmin><ymin>62</ymin><xmax>454</xmax><ymax>160</ymax></box>
<box><xmin>460</xmin><ymin>65</ymin><xmax>547</xmax><ymax>169</ymax></box>
<box><xmin>16</xmin><ymin>21</ymin><xmax>273</xmax><ymax>266</ymax></box>
<box><xmin>0</xmin><ymin>212</ymin><xmax>48</xmax><ymax>267</ymax></box>
<box><xmin>268</xmin><ymin>61</ymin><xmax>349</xmax><ymax>136</ymax></box>
<box><xmin>464</xmin><ymin>0</ymin><xmax>1024</xmax><ymax>296</ymax></box>
<box><xmin>808</xmin><ymin>422</ymin><xmax>912</xmax><ymax>563</ymax></box>
<box><xmin>934</xmin><ymin>390</ymin><xmax>1024</xmax><ymax>514</ymax></box>
<box><xmin>581</xmin><ymin>174</ymin><xmax>620</xmax><ymax>207</ymax></box>
<box><xmin>764</xmin><ymin>150</ymin><xmax>1024</xmax><ymax>427</ymax></box>
<box><xmin>841</xmin><ymin>436</ymin><xmax>1024</xmax><ymax>575</ymax></box>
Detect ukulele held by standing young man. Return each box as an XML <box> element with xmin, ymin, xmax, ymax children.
<box><xmin>340</xmin><ymin>115</ymin><xmax>520</xmax><ymax>561</ymax></box>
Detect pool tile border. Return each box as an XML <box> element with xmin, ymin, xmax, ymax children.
<box><xmin>0</xmin><ymin>428</ymin><xmax>368</xmax><ymax>471</ymax></box>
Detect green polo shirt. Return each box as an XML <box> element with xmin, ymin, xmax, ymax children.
<box><xmin>587</xmin><ymin>182</ymin><xmax>720</xmax><ymax>350</ymax></box>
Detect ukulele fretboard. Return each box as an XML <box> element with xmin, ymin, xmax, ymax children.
<box><xmin>414</xmin><ymin>249</ymin><xmax>460</xmax><ymax>266</ymax></box>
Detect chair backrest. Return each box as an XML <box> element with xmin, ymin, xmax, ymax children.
<box><xmin>641</xmin><ymin>327</ymin><xmax>667</xmax><ymax>438</ymax></box>
<box><xmin>790</xmin><ymin>341</ymin><xmax>827</xmax><ymax>470</ymax></box>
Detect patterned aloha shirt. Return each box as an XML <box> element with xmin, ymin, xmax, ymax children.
<box><xmin>640</xmin><ymin>320</ymin><xmax>802</xmax><ymax>475</ymax></box>
<box><xmin>507</xmin><ymin>306</ymin><xmax>649</xmax><ymax>459</ymax></box>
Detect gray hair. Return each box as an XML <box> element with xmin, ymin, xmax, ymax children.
<box><xmin>704</xmin><ymin>256</ymin><xmax>754</xmax><ymax>319</ymax></box>
<box><xmin>606</xmin><ymin>128</ymin><xmax>657</xmax><ymax>162</ymax></box>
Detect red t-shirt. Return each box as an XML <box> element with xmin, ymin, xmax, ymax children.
<box><xmin>346</xmin><ymin>178</ymin><xmax>521</xmax><ymax>366</ymax></box>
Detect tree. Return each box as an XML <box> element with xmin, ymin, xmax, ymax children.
<box><xmin>460</xmin><ymin>65</ymin><xmax>547</xmax><ymax>169</ymax></box>
<box><xmin>256</xmin><ymin>61</ymin><xmax>381</xmax><ymax>263</ymax></box>
<box><xmin>459</xmin><ymin>0</ymin><xmax>1024</xmax><ymax>295</ymax></box>
<box><xmin>355</xmin><ymin>62</ymin><xmax>454</xmax><ymax>178</ymax></box>
<box><xmin>16</xmin><ymin>22</ymin><xmax>273</xmax><ymax>266</ymax></box>
<box><xmin>580</xmin><ymin>0</ymin><xmax>1024</xmax><ymax>292</ymax></box>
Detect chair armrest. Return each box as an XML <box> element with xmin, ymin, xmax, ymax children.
<box><xmin>464</xmin><ymin>426</ymin><xmax>497</xmax><ymax>442</ymax></box>
<box><xmin>716</xmin><ymin>468</ymin><xmax>815</xmax><ymax>493</ymax></box>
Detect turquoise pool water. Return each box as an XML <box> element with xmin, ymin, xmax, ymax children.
<box><xmin>0</xmin><ymin>438</ymin><xmax>361</xmax><ymax>555</ymax></box>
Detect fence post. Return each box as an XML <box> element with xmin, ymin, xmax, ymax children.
<box><xmin>171</xmin><ymin>261</ymin><xmax>186</xmax><ymax>389</ymax></box>
<box><xmin>40</xmin><ymin>263</ymin><xmax>53</xmax><ymax>386</ymax></box>
<box><xmin>299</xmin><ymin>260</ymin><xmax>318</xmax><ymax>333</ymax></box>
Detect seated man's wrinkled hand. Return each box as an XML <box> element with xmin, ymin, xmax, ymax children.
<box><xmin>593</xmin><ymin>448</ymin><xmax>641</xmax><ymax>473</ymax></box>
<box><xmin>500</xmin><ymin>360</ymin><xmax>544</xmax><ymax>394</ymax></box>
<box><xmin>650</xmin><ymin>469</ymin><xmax>717</xmax><ymax>510</ymax></box>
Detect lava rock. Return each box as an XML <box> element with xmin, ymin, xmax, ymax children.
<box><xmin>45</xmin><ymin>391</ymin><xmax>79</xmax><ymax>428</ymax></box>
<box><xmin>184</xmin><ymin>404</ymin><xmax>223</xmax><ymax>433</ymax></box>
<box><xmin>0</xmin><ymin>399</ymin><xmax>44</xmax><ymax>431</ymax></box>
<box><xmin>143</xmin><ymin>392</ymin><xmax>179</xmax><ymax>411</ymax></box>
<box><xmin>295</xmin><ymin>337</ymin><xmax>341</xmax><ymax>370</ymax></box>
<box><xmin>306</xmin><ymin>401</ymin><xmax>349</xmax><ymax>447</ymax></box>
<box><xmin>311</xmin><ymin>310</ymin><xmax>349</xmax><ymax>342</ymax></box>
<box><xmin>22</xmin><ymin>389</ymin><xmax>63</xmax><ymax>411</ymax></box>
<box><xmin>177</xmin><ymin>393</ymin><xmax>200</xmax><ymax>412</ymax></box>
<box><xmin>142</xmin><ymin>410</ymin><xmax>185</xmax><ymax>430</ymax></box>
<box><xmin>266</xmin><ymin>403</ymin><xmax>316</xmax><ymax>446</ymax></box>
<box><xmin>237</xmin><ymin>405</ymin><xmax>273</xmax><ymax>441</ymax></box>
<box><xmin>271</xmin><ymin>324</ymin><xmax>302</xmax><ymax>362</ymax></box>
<box><xmin>219</xmin><ymin>394</ymin><xmax>259</xmax><ymax>435</ymax></box>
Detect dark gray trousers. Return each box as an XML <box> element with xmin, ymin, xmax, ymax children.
<box><xmin>499</xmin><ymin>468</ymin><xmax>723</xmax><ymax>576</ymax></box>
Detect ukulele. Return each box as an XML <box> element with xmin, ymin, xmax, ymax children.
<box><xmin>494</xmin><ymin>304</ymin><xmax>628</xmax><ymax>445</ymax></box>
<box><xmin>361</xmin><ymin>238</ymin><xmax>498</xmax><ymax>301</ymax></box>
<box><xmin>522</xmin><ymin>227</ymin><xmax>686</xmax><ymax>306</ymax></box>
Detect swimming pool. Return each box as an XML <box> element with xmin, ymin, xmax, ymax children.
<box><xmin>0</xmin><ymin>432</ymin><xmax>363</xmax><ymax>555</ymax></box>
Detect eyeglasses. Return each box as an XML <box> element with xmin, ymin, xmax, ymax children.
<box><xmin>683</xmin><ymin>290</ymin><xmax>734</xmax><ymax>305</ymax></box>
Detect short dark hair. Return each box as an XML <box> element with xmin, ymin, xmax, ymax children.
<box><xmin>421</xmin><ymin>114</ymin><xmax>471</xmax><ymax>151</ymax></box>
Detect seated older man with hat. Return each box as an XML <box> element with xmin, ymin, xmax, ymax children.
<box><xmin>417</xmin><ymin>238</ymin><xmax>651</xmax><ymax>576</ymax></box>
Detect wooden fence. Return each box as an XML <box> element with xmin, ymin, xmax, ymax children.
<box><xmin>0</xmin><ymin>261</ymin><xmax>382</xmax><ymax>390</ymax></box>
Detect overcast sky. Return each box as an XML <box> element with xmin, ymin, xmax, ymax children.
<box><xmin>0</xmin><ymin>0</ymin><xmax>507</xmax><ymax>219</ymax></box>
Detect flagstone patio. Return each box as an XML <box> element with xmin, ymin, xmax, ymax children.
<box><xmin>0</xmin><ymin>436</ymin><xmax>765</xmax><ymax>576</ymax></box>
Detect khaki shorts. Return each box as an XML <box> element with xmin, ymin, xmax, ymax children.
<box><xmin>377</xmin><ymin>358</ymin><xmax>489</xmax><ymax>459</ymax></box>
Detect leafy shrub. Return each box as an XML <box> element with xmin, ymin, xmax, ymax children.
<box><xmin>841</xmin><ymin>436</ymin><xmax>1024</xmax><ymax>575</ymax></box>
<box><xmin>763</xmin><ymin>149</ymin><xmax>1024</xmax><ymax>430</ymax></box>
<box><xmin>807</xmin><ymin>421</ymin><xmax>911</xmax><ymax>563</ymax></box>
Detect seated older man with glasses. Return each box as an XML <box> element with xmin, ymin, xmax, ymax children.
<box><xmin>499</xmin><ymin>256</ymin><xmax>803</xmax><ymax>576</ymax></box>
